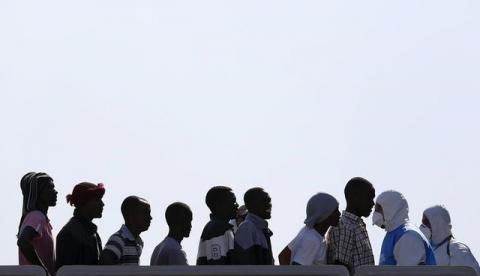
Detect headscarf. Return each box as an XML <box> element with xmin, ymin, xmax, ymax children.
<box><xmin>375</xmin><ymin>190</ymin><xmax>409</xmax><ymax>232</ymax></box>
<box><xmin>20</xmin><ymin>172</ymin><xmax>53</xmax><ymax>216</ymax></box>
<box><xmin>304</xmin><ymin>192</ymin><xmax>339</xmax><ymax>228</ymax></box>
<box><xmin>423</xmin><ymin>205</ymin><xmax>453</xmax><ymax>246</ymax></box>
<box><xmin>66</xmin><ymin>182</ymin><xmax>105</xmax><ymax>207</ymax></box>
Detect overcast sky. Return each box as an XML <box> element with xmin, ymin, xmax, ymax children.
<box><xmin>1</xmin><ymin>0</ymin><xmax>479</xmax><ymax>265</ymax></box>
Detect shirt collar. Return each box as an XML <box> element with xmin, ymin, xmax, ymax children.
<box><xmin>246</xmin><ymin>213</ymin><xmax>269</xmax><ymax>230</ymax></box>
<box><xmin>342</xmin><ymin>210</ymin><xmax>364</xmax><ymax>224</ymax></box>
<box><xmin>73</xmin><ymin>212</ymin><xmax>98</xmax><ymax>233</ymax></box>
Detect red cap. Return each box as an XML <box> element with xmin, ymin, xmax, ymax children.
<box><xmin>66</xmin><ymin>182</ymin><xmax>105</xmax><ymax>207</ymax></box>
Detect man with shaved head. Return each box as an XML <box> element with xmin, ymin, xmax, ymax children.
<box><xmin>100</xmin><ymin>196</ymin><xmax>152</xmax><ymax>265</ymax></box>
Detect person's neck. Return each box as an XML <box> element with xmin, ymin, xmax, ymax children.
<box><xmin>125</xmin><ymin>223</ymin><xmax>140</xmax><ymax>238</ymax></box>
<box><xmin>345</xmin><ymin>206</ymin><xmax>362</xmax><ymax>218</ymax></box>
<box><xmin>211</xmin><ymin>213</ymin><xmax>230</xmax><ymax>222</ymax></box>
<box><xmin>37</xmin><ymin>204</ymin><xmax>49</xmax><ymax>215</ymax></box>
<box><xmin>314</xmin><ymin>224</ymin><xmax>330</xmax><ymax>237</ymax></box>
<box><xmin>167</xmin><ymin>231</ymin><xmax>184</xmax><ymax>243</ymax></box>
<box><xmin>74</xmin><ymin>209</ymin><xmax>94</xmax><ymax>222</ymax></box>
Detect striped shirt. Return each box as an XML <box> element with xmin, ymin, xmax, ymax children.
<box><xmin>103</xmin><ymin>225</ymin><xmax>143</xmax><ymax>265</ymax></box>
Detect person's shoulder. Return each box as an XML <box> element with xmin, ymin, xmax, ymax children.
<box><xmin>23</xmin><ymin>210</ymin><xmax>47</xmax><ymax>224</ymax></box>
<box><xmin>450</xmin><ymin>240</ymin><xmax>473</xmax><ymax>254</ymax></box>
<box><xmin>201</xmin><ymin>220</ymin><xmax>233</xmax><ymax>240</ymax></box>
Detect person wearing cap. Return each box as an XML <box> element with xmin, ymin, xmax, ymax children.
<box><xmin>279</xmin><ymin>193</ymin><xmax>340</xmax><ymax>265</ymax></box>
<box><xmin>420</xmin><ymin>205</ymin><xmax>480</xmax><ymax>274</ymax></box>
<box><xmin>373</xmin><ymin>190</ymin><xmax>436</xmax><ymax>265</ymax></box>
<box><xmin>17</xmin><ymin>172</ymin><xmax>58</xmax><ymax>276</ymax></box>
<box><xmin>55</xmin><ymin>182</ymin><xmax>105</xmax><ymax>271</ymax></box>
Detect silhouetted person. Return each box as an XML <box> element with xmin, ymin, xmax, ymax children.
<box><xmin>197</xmin><ymin>186</ymin><xmax>238</xmax><ymax>265</ymax></box>
<box><xmin>150</xmin><ymin>202</ymin><xmax>192</xmax><ymax>265</ymax></box>
<box><xmin>286</xmin><ymin>193</ymin><xmax>340</xmax><ymax>265</ymax></box>
<box><xmin>100</xmin><ymin>196</ymin><xmax>152</xmax><ymax>265</ymax></box>
<box><xmin>326</xmin><ymin>177</ymin><xmax>376</xmax><ymax>272</ymax></box>
<box><xmin>55</xmin><ymin>182</ymin><xmax>105</xmax><ymax>271</ymax></box>
<box><xmin>233</xmin><ymin>187</ymin><xmax>274</xmax><ymax>265</ymax></box>
<box><xmin>17</xmin><ymin>172</ymin><xmax>58</xmax><ymax>276</ymax></box>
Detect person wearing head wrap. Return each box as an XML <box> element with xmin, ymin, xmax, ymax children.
<box><xmin>55</xmin><ymin>182</ymin><xmax>105</xmax><ymax>271</ymax></box>
<box><xmin>373</xmin><ymin>190</ymin><xmax>436</xmax><ymax>265</ymax></box>
<box><xmin>420</xmin><ymin>205</ymin><xmax>480</xmax><ymax>274</ymax></box>
<box><xmin>17</xmin><ymin>172</ymin><xmax>57</xmax><ymax>276</ymax></box>
<box><xmin>279</xmin><ymin>193</ymin><xmax>340</xmax><ymax>265</ymax></box>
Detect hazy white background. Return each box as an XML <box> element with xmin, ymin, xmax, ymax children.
<box><xmin>1</xmin><ymin>0</ymin><xmax>479</xmax><ymax>265</ymax></box>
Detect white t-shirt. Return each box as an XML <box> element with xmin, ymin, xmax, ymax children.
<box><xmin>288</xmin><ymin>226</ymin><xmax>327</xmax><ymax>265</ymax></box>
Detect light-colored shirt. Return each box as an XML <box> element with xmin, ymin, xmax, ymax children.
<box><xmin>288</xmin><ymin>226</ymin><xmax>327</xmax><ymax>265</ymax></box>
<box><xmin>151</xmin><ymin>237</ymin><xmax>188</xmax><ymax>265</ymax></box>
<box><xmin>434</xmin><ymin>239</ymin><xmax>480</xmax><ymax>275</ymax></box>
<box><xmin>19</xmin><ymin>211</ymin><xmax>55</xmax><ymax>275</ymax></box>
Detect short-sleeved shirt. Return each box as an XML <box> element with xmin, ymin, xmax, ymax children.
<box><xmin>197</xmin><ymin>215</ymin><xmax>235</xmax><ymax>265</ymax></box>
<box><xmin>19</xmin><ymin>211</ymin><xmax>55</xmax><ymax>275</ymax></box>
<box><xmin>233</xmin><ymin>214</ymin><xmax>274</xmax><ymax>265</ymax></box>
<box><xmin>289</xmin><ymin>226</ymin><xmax>327</xmax><ymax>265</ymax></box>
<box><xmin>151</xmin><ymin>237</ymin><xmax>188</xmax><ymax>265</ymax></box>
<box><xmin>103</xmin><ymin>225</ymin><xmax>144</xmax><ymax>265</ymax></box>
<box><xmin>327</xmin><ymin>211</ymin><xmax>375</xmax><ymax>272</ymax></box>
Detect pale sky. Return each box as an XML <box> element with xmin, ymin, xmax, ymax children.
<box><xmin>1</xmin><ymin>0</ymin><xmax>479</xmax><ymax>265</ymax></box>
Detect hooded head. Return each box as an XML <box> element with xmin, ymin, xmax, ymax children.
<box><xmin>373</xmin><ymin>190</ymin><xmax>409</xmax><ymax>232</ymax></box>
<box><xmin>304</xmin><ymin>192</ymin><xmax>339</xmax><ymax>228</ymax></box>
<box><xmin>422</xmin><ymin>205</ymin><xmax>452</xmax><ymax>246</ymax></box>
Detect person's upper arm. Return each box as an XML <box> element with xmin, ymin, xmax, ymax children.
<box><xmin>99</xmin><ymin>249</ymin><xmax>119</xmax><ymax>265</ymax></box>
<box><xmin>21</xmin><ymin>212</ymin><xmax>45</xmax><ymax>238</ymax></box>
<box><xmin>394</xmin><ymin>232</ymin><xmax>426</xmax><ymax>265</ymax></box>
<box><xmin>55</xmin><ymin>230</ymin><xmax>78</xmax><ymax>269</ymax></box>
<box><xmin>450</xmin><ymin>242</ymin><xmax>480</xmax><ymax>274</ymax></box>
<box><xmin>102</xmin><ymin>235</ymin><xmax>123</xmax><ymax>262</ymax></box>
<box><xmin>291</xmin><ymin>236</ymin><xmax>320</xmax><ymax>265</ymax></box>
<box><xmin>278</xmin><ymin>246</ymin><xmax>292</xmax><ymax>265</ymax></box>
<box><xmin>232</xmin><ymin>223</ymin><xmax>257</xmax><ymax>264</ymax></box>
<box><xmin>18</xmin><ymin>226</ymin><xmax>39</xmax><ymax>246</ymax></box>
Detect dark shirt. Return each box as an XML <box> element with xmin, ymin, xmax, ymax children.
<box><xmin>55</xmin><ymin>212</ymin><xmax>102</xmax><ymax>271</ymax></box>
<box><xmin>233</xmin><ymin>214</ymin><xmax>274</xmax><ymax>265</ymax></box>
<box><xmin>197</xmin><ymin>214</ymin><xmax>235</xmax><ymax>265</ymax></box>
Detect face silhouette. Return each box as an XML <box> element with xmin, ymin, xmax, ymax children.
<box><xmin>39</xmin><ymin>179</ymin><xmax>58</xmax><ymax>207</ymax></box>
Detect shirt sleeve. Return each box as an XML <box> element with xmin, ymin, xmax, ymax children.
<box><xmin>291</xmin><ymin>236</ymin><xmax>321</xmax><ymax>265</ymax></box>
<box><xmin>103</xmin><ymin>234</ymin><xmax>123</xmax><ymax>260</ymax></box>
<box><xmin>449</xmin><ymin>242</ymin><xmax>480</xmax><ymax>274</ymax></box>
<box><xmin>21</xmin><ymin>211</ymin><xmax>46</xmax><ymax>238</ymax></box>
<box><xmin>168</xmin><ymin>248</ymin><xmax>188</xmax><ymax>265</ymax></box>
<box><xmin>393</xmin><ymin>232</ymin><xmax>426</xmax><ymax>265</ymax></box>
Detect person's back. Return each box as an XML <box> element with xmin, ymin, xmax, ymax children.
<box><xmin>151</xmin><ymin>237</ymin><xmax>188</xmax><ymax>265</ymax></box>
<box><xmin>150</xmin><ymin>202</ymin><xmax>192</xmax><ymax>266</ymax></box>
<box><xmin>421</xmin><ymin>205</ymin><xmax>480</xmax><ymax>274</ymax></box>
<box><xmin>373</xmin><ymin>190</ymin><xmax>436</xmax><ymax>266</ymax></box>
<box><xmin>55</xmin><ymin>182</ymin><xmax>105</xmax><ymax>271</ymax></box>
<box><xmin>100</xmin><ymin>196</ymin><xmax>151</xmax><ymax>266</ymax></box>
<box><xmin>233</xmin><ymin>188</ymin><xmax>273</xmax><ymax>265</ymax></box>
<box><xmin>327</xmin><ymin>177</ymin><xmax>376</xmax><ymax>272</ymax></box>
<box><xmin>197</xmin><ymin>186</ymin><xmax>238</xmax><ymax>265</ymax></box>
<box><xmin>17</xmin><ymin>172</ymin><xmax>57</xmax><ymax>276</ymax></box>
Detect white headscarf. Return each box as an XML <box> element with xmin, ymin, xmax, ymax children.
<box><xmin>304</xmin><ymin>192</ymin><xmax>339</xmax><ymax>228</ymax></box>
<box><xmin>375</xmin><ymin>190</ymin><xmax>409</xmax><ymax>232</ymax></box>
<box><xmin>423</xmin><ymin>205</ymin><xmax>452</xmax><ymax>246</ymax></box>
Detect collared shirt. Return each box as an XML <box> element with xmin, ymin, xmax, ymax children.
<box><xmin>55</xmin><ymin>213</ymin><xmax>102</xmax><ymax>271</ymax></box>
<box><xmin>327</xmin><ymin>211</ymin><xmax>374</xmax><ymax>272</ymax></box>
<box><xmin>197</xmin><ymin>214</ymin><xmax>235</xmax><ymax>265</ymax></box>
<box><xmin>233</xmin><ymin>213</ymin><xmax>274</xmax><ymax>265</ymax></box>
<box><xmin>151</xmin><ymin>237</ymin><xmax>188</xmax><ymax>265</ymax></box>
<box><xmin>289</xmin><ymin>226</ymin><xmax>327</xmax><ymax>265</ymax></box>
<box><xmin>103</xmin><ymin>225</ymin><xmax>144</xmax><ymax>265</ymax></box>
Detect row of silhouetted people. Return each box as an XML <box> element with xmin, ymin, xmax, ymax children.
<box><xmin>17</xmin><ymin>172</ymin><xmax>480</xmax><ymax>276</ymax></box>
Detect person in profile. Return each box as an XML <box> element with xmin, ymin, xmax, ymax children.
<box><xmin>283</xmin><ymin>193</ymin><xmax>340</xmax><ymax>265</ymax></box>
<box><xmin>233</xmin><ymin>187</ymin><xmax>274</xmax><ymax>265</ymax></box>
<box><xmin>325</xmin><ymin>177</ymin><xmax>376</xmax><ymax>272</ymax></box>
<box><xmin>197</xmin><ymin>186</ymin><xmax>239</xmax><ymax>265</ymax></box>
<box><xmin>150</xmin><ymin>202</ymin><xmax>192</xmax><ymax>265</ymax></box>
<box><xmin>17</xmin><ymin>172</ymin><xmax>58</xmax><ymax>276</ymax></box>
<box><xmin>373</xmin><ymin>190</ymin><xmax>436</xmax><ymax>265</ymax></box>
<box><xmin>55</xmin><ymin>182</ymin><xmax>105</xmax><ymax>271</ymax></box>
<box><xmin>100</xmin><ymin>196</ymin><xmax>152</xmax><ymax>265</ymax></box>
<box><xmin>421</xmin><ymin>205</ymin><xmax>480</xmax><ymax>273</ymax></box>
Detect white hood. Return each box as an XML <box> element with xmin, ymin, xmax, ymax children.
<box><xmin>376</xmin><ymin>190</ymin><xmax>409</xmax><ymax>232</ymax></box>
<box><xmin>423</xmin><ymin>205</ymin><xmax>452</xmax><ymax>246</ymax></box>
